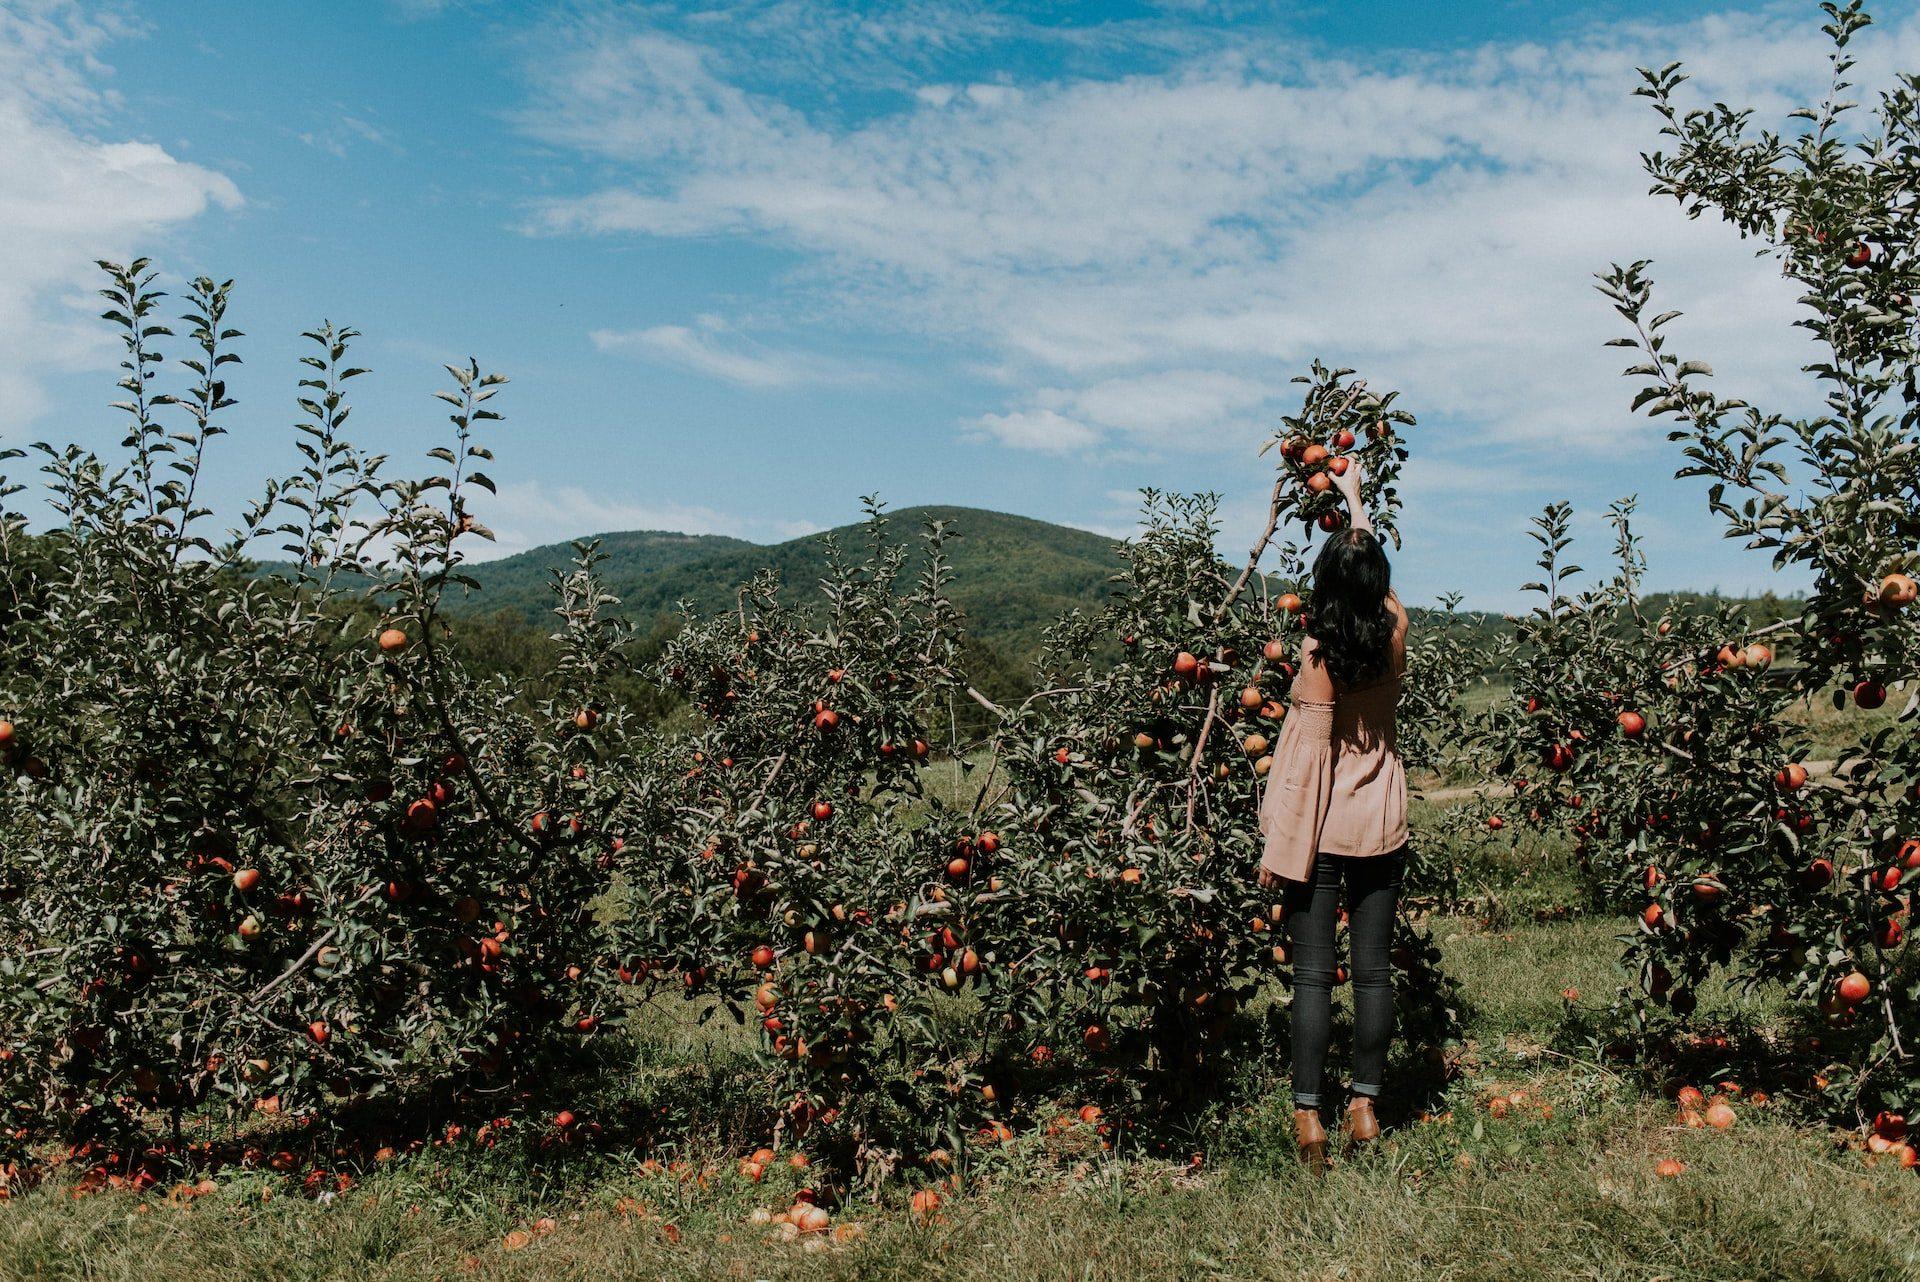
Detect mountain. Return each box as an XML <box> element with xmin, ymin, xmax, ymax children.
<box><xmin>444</xmin><ymin>527</ymin><xmax>759</xmax><ymax>620</ymax></box>
<box><xmin>258</xmin><ymin>505</ymin><xmax>1540</xmax><ymax>700</ymax></box>
<box><xmin>444</xmin><ymin>506</ymin><xmax>1129</xmax><ymax>692</ymax></box>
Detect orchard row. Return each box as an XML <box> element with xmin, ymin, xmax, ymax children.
<box><xmin>2</xmin><ymin>4</ymin><xmax>1917</xmax><ymax>1186</ymax></box>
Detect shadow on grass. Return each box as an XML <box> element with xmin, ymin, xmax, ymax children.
<box><xmin>25</xmin><ymin>1025</ymin><xmax>782</xmax><ymax>1200</ymax></box>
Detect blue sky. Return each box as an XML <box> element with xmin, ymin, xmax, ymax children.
<box><xmin>3</xmin><ymin>1</ymin><xmax>1913</xmax><ymax>607</ymax></box>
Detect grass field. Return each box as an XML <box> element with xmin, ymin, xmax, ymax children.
<box><xmin>3</xmin><ymin>808</ymin><xmax>1915</xmax><ymax>1282</ymax></box>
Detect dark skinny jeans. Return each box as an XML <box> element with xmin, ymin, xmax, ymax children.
<box><xmin>1284</xmin><ymin>850</ymin><xmax>1405</xmax><ymax>1109</ymax></box>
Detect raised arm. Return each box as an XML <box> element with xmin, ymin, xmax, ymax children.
<box><xmin>1386</xmin><ymin>590</ymin><xmax>1409</xmax><ymax>675</ymax></box>
<box><xmin>1330</xmin><ymin>458</ymin><xmax>1408</xmax><ymax>670</ymax></box>
<box><xmin>1332</xmin><ymin>455</ymin><xmax>1372</xmax><ymax>535</ymax></box>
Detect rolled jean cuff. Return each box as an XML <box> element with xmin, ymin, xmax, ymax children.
<box><xmin>1292</xmin><ymin>1092</ymin><xmax>1322</xmax><ymax>1109</ymax></box>
<box><xmin>1350</xmin><ymin>1082</ymin><xmax>1382</xmax><ymax>1098</ymax></box>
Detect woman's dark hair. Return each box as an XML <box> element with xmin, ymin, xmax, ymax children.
<box><xmin>1304</xmin><ymin>528</ymin><xmax>1394</xmax><ymax>687</ymax></box>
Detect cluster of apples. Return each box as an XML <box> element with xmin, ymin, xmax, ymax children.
<box><xmin>1862</xmin><ymin>1110</ymin><xmax>1917</xmax><ymax>1172</ymax></box>
<box><xmin>1846</xmin><ymin>571</ymin><xmax>1917</xmax><ymax>708</ymax></box>
<box><xmin>742</xmin><ymin>1180</ymin><xmax>869</xmax><ymax>1251</ymax></box>
<box><xmin>1793</xmin><ymin>222</ymin><xmax>1879</xmax><ymax>270</ymax></box>
<box><xmin>1278</xmin><ymin>424</ymin><xmax>1374</xmax><ymax>531</ymax></box>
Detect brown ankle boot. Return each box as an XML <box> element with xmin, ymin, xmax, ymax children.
<box><xmin>1294</xmin><ymin>1108</ymin><xmax>1328</xmax><ymax>1169</ymax></box>
<box><xmin>1345</xmin><ymin>1097</ymin><xmax>1381</xmax><ymax>1146</ymax></box>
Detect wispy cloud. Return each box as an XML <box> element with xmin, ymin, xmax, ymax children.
<box><xmin>389</xmin><ymin>0</ymin><xmax>494</xmax><ymax>20</ymax></box>
<box><xmin>518</xmin><ymin>3</ymin><xmax>1920</xmax><ymax>462</ymax></box>
<box><xmin>590</xmin><ymin>316</ymin><xmax>873</xmax><ymax>388</ymax></box>
<box><xmin>300</xmin><ymin>111</ymin><xmax>404</xmax><ymax>159</ymax></box>
<box><xmin>966</xmin><ymin>407</ymin><xmax>1097</xmax><ymax>454</ymax></box>
<box><xmin>1036</xmin><ymin>370</ymin><xmax>1275</xmax><ymax>446</ymax></box>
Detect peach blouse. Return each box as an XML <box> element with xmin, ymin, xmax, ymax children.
<box><xmin>1256</xmin><ymin>664</ymin><xmax>1408</xmax><ymax>883</ymax></box>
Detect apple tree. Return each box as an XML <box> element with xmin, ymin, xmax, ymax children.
<box><xmin>1474</xmin><ymin>1</ymin><xmax>1917</xmax><ymax>1119</ymax></box>
<box><xmin>968</xmin><ymin>365</ymin><xmax>1462</xmax><ymax>1136</ymax></box>
<box><xmin>0</xmin><ymin>262</ymin><xmax>623</xmax><ymax>1180</ymax></box>
<box><xmin>1605</xmin><ymin>0</ymin><xmax>1918</xmax><ymax>1108</ymax></box>
<box><xmin>606</xmin><ymin>504</ymin><xmax>979</xmax><ymax>1173</ymax></box>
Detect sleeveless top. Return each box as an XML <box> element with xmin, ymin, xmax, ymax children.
<box><xmin>1256</xmin><ymin>655</ymin><xmax>1408</xmax><ymax>882</ymax></box>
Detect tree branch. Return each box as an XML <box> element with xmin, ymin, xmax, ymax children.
<box><xmin>1213</xmin><ymin>379</ymin><xmax>1367</xmax><ymax>624</ymax></box>
<box><xmin>250</xmin><ymin>885</ymin><xmax>380</xmax><ymax>1005</ymax></box>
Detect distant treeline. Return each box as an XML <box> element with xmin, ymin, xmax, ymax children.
<box><xmin>5</xmin><ymin>508</ymin><xmax>1807</xmax><ymax>723</ymax></box>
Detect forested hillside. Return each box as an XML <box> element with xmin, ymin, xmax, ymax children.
<box><xmin>452</xmin><ymin>507</ymin><xmax>1118</xmax><ymax>666</ymax></box>
<box><xmin>256</xmin><ymin>505</ymin><xmax>1805</xmax><ymax>705</ymax></box>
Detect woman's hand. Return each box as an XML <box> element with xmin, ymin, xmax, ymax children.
<box><xmin>1332</xmin><ymin>456</ymin><xmax>1364</xmax><ymax>505</ymax></box>
<box><xmin>1258</xmin><ymin>866</ymin><xmax>1284</xmax><ymax>889</ymax></box>
<box><xmin>1332</xmin><ymin>456</ymin><xmax>1372</xmax><ymax>534</ymax></box>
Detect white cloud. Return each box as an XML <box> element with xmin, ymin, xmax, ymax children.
<box><xmin>967</xmin><ymin>407</ymin><xmax>1097</xmax><ymax>454</ymax></box>
<box><xmin>590</xmin><ymin>317</ymin><xmax>871</xmax><ymax>388</ymax></box>
<box><xmin>1037</xmin><ymin>369</ymin><xmax>1273</xmax><ymax>444</ymax></box>
<box><xmin>390</xmin><ymin>0</ymin><xmax>493</xmax><ymax>19</ymax></box>
<box><xmin>300</xmin><ymin>111</ymin><xmax>403</xmax><ymax>159</ymax></box>
<box><xmin>962</xmin><ymin>82</ymin><xmax>1018</xmax><ymax>108</ymax></box>
<box><xmin>517</xmin><ymin>2</ymin><xmax>1919</xmax><ymax>467</ymax></box>
<box><xmin>0</xmin><ymin>2</ymin><xmax>240</xmax><ymax>427</ymax></box>
<box><xmin>474</xmin><ymin>479</ymin><xmax>813</xmax><ymax>560</ymax></box>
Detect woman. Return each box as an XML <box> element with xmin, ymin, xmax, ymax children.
<box><xmin>1257</xmin><ymin>457</ymin><xmax>1409</xmax><ymax>1167</ymax></box>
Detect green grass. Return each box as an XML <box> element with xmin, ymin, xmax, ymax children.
<box><xmin>4</xmin><ymin>816</ymin><xmax>1915</xmax><ymax>1282</ymax></box>
<box><xmin>6</xmin><ymin>1109</ymin><xmax>1913</xmax><ymax>1282</ymax></box>
<box><xmin>1781</xmin><ymin>684</ymin><xmax>1906</xmax><ymax>755</ymax></box>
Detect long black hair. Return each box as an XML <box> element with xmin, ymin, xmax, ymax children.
<box><xmin>1304</xmin><ymin>528</ymin><xmax>1394</xmax><ymax>688</ymax></box>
